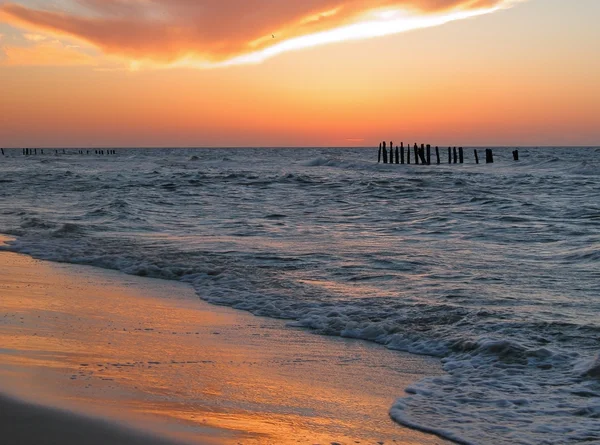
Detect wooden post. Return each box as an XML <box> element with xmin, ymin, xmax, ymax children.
<box><xmin>448</xmin><ymin>147</ymin><xmax>451</xmax><ymax>164</ymax></box>
<box><xmin>435</xmin><ymin>146</ymin><xmax>440</xmax><ymax>165</ymax></box>
<box><xmin>395</xmin><ymin>145</ymin><xmax>399</xmax><ymax>164</ymax></box>
<box><xmin>513</xmin><ymin>149</ymin><xmax>519</xmax><ymax>161</ymax></box>
<box><xmin>419</xmin><ymin>144</ymin><xmax>427</xmax><ymax>165</ymax></box>
<box><xmin>414</xmin><ymin>143</ymin><xmax>419</xmax><ymax>165</ymax></box>
<box><xmin>474</xmin><ymin>149</ymin><xmax>479</xmax><ymax>164</ymax></box>
<box><xmin>453</xmin><ymin>147</ymin><xmax>458</xmax><ymax>164</ymax></box>
<box><xmin>41</xmin><ymin>149</ymin><xmax>44</xmax><ymax>155</ymax></box>
<box><xmin>383</xmin><ymin>141</ymin><xmax>388</xmax><ymax>164</ymax></box>
<box><xmin>426</xmin><ymin>144</ymin><xmax>431</xmax><ymax>165</ymax></box>
<box><xmin>378</xmin><ymin>143</ymin><xmax>382</xmax><ymax>163</ymax></box>
<box><xmin>486</xmin><ymin>148</ymin><xmax>494</xmax><ymax>164</ymax></box>
<box><xmin>1</xmin><ymin>148</ymin><xmax>4</xmax><ymax>156</ymax></box>
<box><xmin>459</xmin><ymin>147</ymin><xmax>464</xmax><ymax>164</ymax></box>
<box><xmin>400</xmin><ymin>142</ymin><xmax>405</xmax><ymax>164</ymax></box>
<box><xmin>390</xmin><ymin>141</ymin><xmax>394</xmax><ymax>164</ymax></box>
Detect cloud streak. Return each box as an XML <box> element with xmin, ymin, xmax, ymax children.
<box><xmin>0</xmin><ymin>0</ymin><xmax>518</xmax><ymax>67</ymax></box>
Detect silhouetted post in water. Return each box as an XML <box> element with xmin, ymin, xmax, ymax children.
<box><xmin>407</xmin><ymin>143</ymin><xmax>411</xmax><ymax>164</ymax></box>
<box><xmin>395</xmin><ymin>145</ymin><xmax>399</xmax><ymax>164</ymax></box>
<box><xmin>486</xmin><ymin>148</ymin><xmax>494</xmax><ymax>164</ymax></box>
<box><xmin>1</xmin><ymin>148</ymin><xmax>4</xmax><ymax>156</ymax></box>
<box><xmin>382</xmin><ymin>141</ymin><xmax>388</xmax><ymax>164</ymax></box>
<box><xmin>34</xmin><ymin>148</ymin><xmax>37</xmax><ymax>155</ymax></box>
<box><xmin>453</xmin><ymin>147</ymin><xmax>458</xmax><ymax>164</ymax></box>
<box><xmin>390</xmin><ymin>141</ymin><xmax>394</xmax><ymax>164</ymax></box>
<box><xmin>426</xmin><ymin>144</ymin><xmax>431</xmax><ymax>165</ymax></box>
<box><xmin>63</xmin><ymin>149</ymin><xmax>66</xmax><ymax>154</ymax></box>
<box><xmin>400</xmin><ymin>142</ymin><xmax>405</xmax><ymax>164</ymax></box>
<box><xmin>448</xmin><ymin>147</ymin><xmax>452</xmax><ymax>164</ymax></box>
<box><xmin>435</xmin><ymin>146</ymin><xmax>440</xmax><ymax>164</ymax></box>
<box><xmin>414</xmin><ymin>143</ymin><xmax>419</xmax><ymax>165</ymax></box>
<box><xmin>513</xmin><ymin>149</ymin><xmax>519</xmax><ymax>161</ymax></box>
<box><xmin>419</xmin><ymin>144</ymin><xmax>426</xmax><ymax>164</ymax></box>
<box><xmin>41</xmin><ymin>149</ymin><xmax>44</xmax><ymax>155</ymax></box>
<box><xmin>474</xmin><ymin>149</ymin><xmax>479</xmax><ymax>164</ymax></box>
<box><xmin>459</xmin><ymin>147</ymin><xmax>464</xmax><ymax>164</ymax></box>
<box><xmin>378</xmin><ymin>143</ymin><xmax>382</xmax><ymax>163</ymax></box>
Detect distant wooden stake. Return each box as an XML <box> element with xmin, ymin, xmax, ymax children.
<box><xmin>513</xmin><ymin>149</ymin><xmax>519</xmax><ymax>161</ymax></box>
<box><xmin>383</xmin><ymin>141</ymin><xmax>388</xmax><ymax>164</ymax></box>
<box><xmin>453</xmin><ymin>147</ymin><xmax>458</xmax><ymax>164</ymax></box>
<box><xmin>486</xmin><ymin>148</ymin><xmax>494</xmax><ymax>164</ymax></box>
<box><xmin>448</xmin><ymin>147</ymin><xmax>451</xmax><ymax>164</ymax></box>
<box><xmin>400</xmin><ymin>142</ymin><xmax>405</xmax><ymax>164</ymax></box>
<box><xmin>395</xmin><ymin>145</ymin><xmax>399</xmax><ymax>164</ymax></box>
<box><xmin>459</xmin><ymin>147</ymin><xmax>464</xmax><ymax>164</ymax></box>
<box><xmin>407</xmin><ymin>144</ymin><xmax>411</xmax><ymax>164</ymax></box>
<box><xmin>426</xmin><ymin>144</ymin><xmax>431</xmax><ymax>165</ymax></box>
<box><xmin>474</xmin><ymin>149</ymin><xmax>479</xmax><ymax>164</ymax></box>
<box><xmin>378</xmin><ymin>143</ymin><xmax>382</xmax><ymax>163</ymax></box>
<box><xmin>435</xmin><ymin>146</ymin><xmax>440</xmax><ymax>165</ymax></box>
<box><xmin>414</xmin><ymin>143</ymin><xmax>419</xmax><ymax>165</ymax></box>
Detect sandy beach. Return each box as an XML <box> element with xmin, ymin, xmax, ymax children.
<box><xmin>0</xmin><ymin>245</ymin><xmax>449</xmax><ymax>445</ymax></box>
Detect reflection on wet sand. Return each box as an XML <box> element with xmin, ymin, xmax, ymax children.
<box><xmin>0</xmin><ymin>251</ymin><xmax>448</xmax><ymax>445</ymax></box>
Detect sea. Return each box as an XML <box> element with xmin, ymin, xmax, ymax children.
<box><xmin>0</xmin><ymin>146</ymin><xmax>598</xmax><ymax>445</ymax></box>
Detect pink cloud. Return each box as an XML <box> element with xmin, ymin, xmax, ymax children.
<box><xmin>0</xmin><ymin>0</ymin><xmax>513</xmax><ymax>64</ymax></box>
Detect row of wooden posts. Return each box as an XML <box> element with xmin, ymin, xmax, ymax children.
<box><xmin>378</xmin><ymin>142</ymin><xmax>519</xmax><ymax>165</ymax></box>
<box><xmin>0</xmin><ymin>148</ymin><xmax>118</xmax><ymax>156</ymax></box>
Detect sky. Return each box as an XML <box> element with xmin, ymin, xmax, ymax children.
<box><xmin>0</xmin><ymin>0</ymin><xmax>598</xmax><ymax>148</ymax></box>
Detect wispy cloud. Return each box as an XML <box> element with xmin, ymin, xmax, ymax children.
<box><xmin>0</xmin><ymin>0</ymin><xmax>520</xmax><ymax>67</ymax></box>
<box><xmin>2</xmin><ymin>38</ymin><xmax>96</xmax><ymax>66</ymax></box>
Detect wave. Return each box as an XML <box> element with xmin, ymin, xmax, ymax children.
<box><xmin>1</xmin><ymin>146</ymin><xmax>599</xmax><ymax>445</ymax></box>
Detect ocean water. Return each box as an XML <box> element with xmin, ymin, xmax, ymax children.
<box><xmin>0</xmin><ymin>146</ymin><xmax>598</xmax><ymax>444</ymax></box>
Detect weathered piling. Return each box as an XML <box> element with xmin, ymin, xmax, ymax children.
<box><xmin>395</xmin><ymin>145</ymin><xmax>399</xmax><ymax>164</ymax></box>
<box><xmin>419</xmin><ymin>144</ymin><xmax>427</xmax><ymax>165</ymax></box>
<box><xmin>453</xmin><ymin>147</ymin><xmax>458</xmax><ymax>164</ymax></box>
<box><xmin>435</xmin><ymin>146</ymin><xmax>440</xmax><ymax>164</ymax></box>
<box><xmin>485</xmin><ymin>148</ymin><xmax>494</xmax><ymax>164</ymax></box>
<box><xmin>407</xmin><ymin>143</ymin><xmax>411</xmax><ymax>164</ymax></box>
<box><xmin>400</xmin><ymin>142</ymin><xmax>405</xmax><ymax>164</ymax></box>
<box><xmin>414</xmin><ymin>143</ymin><xmax>419</xmax><ymax>165</ymax></box>
<box><xmin>378</xmin><ymin>143</ymin><xmax>382</xmax><ymax>163</ymax></box>
<box><xmin>474</xmin><ymin>149</ymin><xmax>479</xmax><ymax>164</ymax></box>
<box><xmin>389</xmin><ymin>141</ymin><xmax>395</xmax><ymax>164</ymax></box>
<box><xmin>382</xmin><ymin>141</ymin><xmax>388</xmax><ymax>164</ymax></box>
<box><xmin>513</xmin><ymin>149</ymin><xmax>519</xmax><ymax>161</ymax></box>
<box><xmin>459</xmin><ymin>147</ymin><xmax>464</xmax><ymax>164</ymax></box>
<box><xmin>1</xmin><ymin>148</ymin><xmax>4</xmax><ymax>156</ymax></box>
<box><xmin>448</xmin><ymin>147</ymin><xmax>451</xmax><ymax>164</ymax></box>
<box><xmin>426</xmin><ymin>144</ymin><xmax>431</xmax><ymax>165</ymax></box>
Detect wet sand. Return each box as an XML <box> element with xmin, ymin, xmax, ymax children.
<box><xmin>0</xmin><ymin>247</ymin><xmax>450</xmax><ymax>445</ymax></box>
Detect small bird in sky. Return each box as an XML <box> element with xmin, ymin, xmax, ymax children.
<box><xmin>272</xmin><ymin>34</ymin><xmax>275</xmax><ymax>38</ymax></box>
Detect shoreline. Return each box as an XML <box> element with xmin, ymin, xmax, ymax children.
<box><xmin>0</xmin><ymin>247</ymin><xmax>450</xmax><ymax>445</ymax></box>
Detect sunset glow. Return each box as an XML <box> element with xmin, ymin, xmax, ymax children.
<box><xmin>0</xmin><ymin>0</ymin><xmax>599</xmax><ymax>147</ymax></box>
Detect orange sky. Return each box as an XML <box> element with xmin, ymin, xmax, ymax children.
<box><xmin>0</xmin><ymin>0</ymin><xmax>599</xmax><ymax>147</ymax></box>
